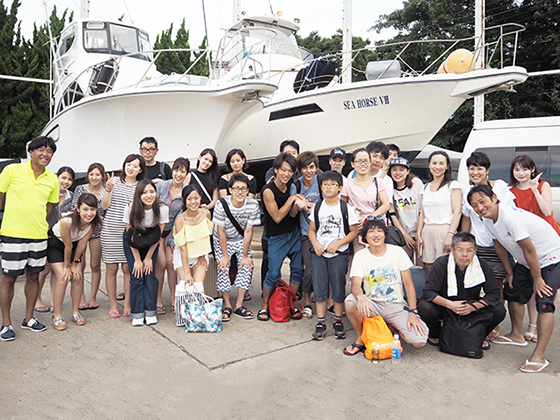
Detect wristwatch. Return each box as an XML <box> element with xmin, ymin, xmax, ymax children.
<box><xmin>408</xmin><ymin>308</ymin><xmax>419</xmax><ymax>315</ymax></box>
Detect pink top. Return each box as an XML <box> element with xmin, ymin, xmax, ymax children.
<box><xmin>340</xmin><ymin>178</ymin><xmax>385</xmax><ymax>221</ymax></box>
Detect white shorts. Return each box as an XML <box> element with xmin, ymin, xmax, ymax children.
<box><xmin>172</xmin><ymin>246</ymin><xmax>208</xmax><ymax>270</ymax></box>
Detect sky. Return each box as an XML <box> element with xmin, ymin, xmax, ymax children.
<box><xmin>11</xmin><ymin>0</ymin><xmax>403</xmax><ymax>48</ymax></box>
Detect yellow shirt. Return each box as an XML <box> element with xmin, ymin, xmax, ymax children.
<box><xmin>173</xmin><ymin>216</ymin><xmax>213</xmax><ymax>258</ymax></box>
<box><xmin>0</xmin><ymin>161</ymin><xmax>59</xmax><ymax>239</ymax></box>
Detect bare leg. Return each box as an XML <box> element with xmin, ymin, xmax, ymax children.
<box><xmin>261</xmin><ymin>288</ymin><xmax>272</xmax><ymax>311</ymax></box>
<box><xmin>521</xmin><ymin>312</ymin><xmax>554</xmax><ymax>371</ymax></box>
<box><xmin>88</xmin><ymin>238</ymin><xmax>102</xmax><ymax>306</ymax></box>
<box><xmin>165</xmin><ymin>244</ymin><xmax>177</xmax><ymax>308</ymax></box>
<box><xmin>51</xmin><ymin>263</ymin><xmax>68</xmax><ymax>319</ymax></box>
<box><xmin>0</xmin><ymin>275</ymin><xmax>17</xmax><ymax>326</ymax></box>
<box><xmin>492</xmin><ymin>301</ymin><xmax>525</xmax><ymax>344</ymax></box>
<box><xmin>23</xmin><ymin>272</ymin><xmax>41</xmax><ymax>323</ymax></box>
<box><xmin>35</xmin><ymin>264</ymin><xmax>50</xmax><ymax>308</ymax></box>
<box><xmin>105</xmin><ymin>263</ymin><xmax>119</xmax><ymax>315</ymax></box>
<box><xmin>70</xmin><ymin>276</ymin><xmax>85</xmax><ymax>316</ymax></box>
<box><xmin>525</xmin><ymin>293</ymin><xmax>538</xmax><ymax>337</ymax></box>
<box><xmin>222</xmin><ymin>290</ymin><xmax>232</xmax><ymax>309</ymax></box>
<box><xmin>345</xmin><ymin>301</ymin><xmax>364</xmax><ymax>346</ymax></box>
<box><xmin>303</xmin><ymin>291</ymin><xmax>312</xmax><ymax>307</ymax></box>
<box><xmin>235</xmin><ymin>288</ymin><xmax>247</xmax><ymax>310</ymax></box>
<box><xmin>316</xmin><ymin>300</ymin><xmax>327</xmax><ymax>319</ymax></box>
<box><xmin>122</xmin><ymin>263</ymin><xmax>131</xmax><ymax>315</ymax></box>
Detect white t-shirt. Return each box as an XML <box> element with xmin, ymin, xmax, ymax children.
<box><xmin>391</xmin><ymin>177</ymin><xmax>423</xmax><ymax>237</ymax></box>
<box><xmin>462</xmin><ymin>179</ymin><xmax>515</xmax><ymax>247</ymax></box>
<box><xmin>123</xmin><ymin>204</ymin><xmax>169</xmax><ymax>229</ymax></box>
<box><xmin>483</xmin><ymin>204</ymin><xmax>560</xmax><ymax>268</ymax></box>
<box><xmin>420</xmin><ymin>180</ymin><xmax>461</xmax><ymax>225</ymax></box>
<box><xmin>375</xmin><ymin>170</ymin><xmax>394</xmax><ymax>204</ymax></box>
<box><xmin>309</xmin><ymin>201</ymin><xmax>359</xmax><ymax>258</ymax></box>
<box><xmin>349</xmin><ymin>245</ymin><xmax>413</xmax><ymax>304</ymax></box>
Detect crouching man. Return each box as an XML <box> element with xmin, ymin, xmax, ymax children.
<box><xmin>343</xmin><ymin>218</ymin><xmax>428</xmax><ymax>355</ymax></box>
<box><xmin>418</xmin><ymin>232</ymin><xmax>506</xmax><ymax>350</ymax></box>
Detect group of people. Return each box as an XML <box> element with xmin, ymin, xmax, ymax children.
<box><xmin>1</xmin><ymin>135</ymin><xmax>558</xmax><ymax>374</ymax></box>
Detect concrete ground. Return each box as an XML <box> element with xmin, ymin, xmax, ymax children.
<box><xmin>1</xmin><ymin>242</ymin><xmax>559</xmax><ymax>419</ymax></box>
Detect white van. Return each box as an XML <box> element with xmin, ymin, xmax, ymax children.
<box><xmin>458</xmin><ymin>116</ymin><xmax>560</xmax><ymax>223</ymax></box>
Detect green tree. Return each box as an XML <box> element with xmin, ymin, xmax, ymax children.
<box><xmin>373</xmin><ymin>0</ymin><xmax>560</xmax><ymax>151</ymax></box>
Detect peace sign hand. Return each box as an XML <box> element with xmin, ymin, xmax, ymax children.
<box><xmin>106</xmin><ymin>172</ymin><xmax>115</xmax><ymax>192</ymax></box>
<box><xmin>530</xmin><ymin>172</ymin><xmax>542</xmax><ymax>192</ymax></box>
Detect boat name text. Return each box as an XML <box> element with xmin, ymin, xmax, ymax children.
<box><xmin>343</xmin><ymin>95</ymin><xmax>390</xmax><ymax>110</ymax></box>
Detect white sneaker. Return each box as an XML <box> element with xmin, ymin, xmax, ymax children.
<box><xmin>145</xmin><ymin>315</ymin><xmax>158</xmax><ymax>325</ymax></box>
<box><xmin>131</xmin><ymin>317</ymin><xmax>144</xmax><ymax>326</ymax></box>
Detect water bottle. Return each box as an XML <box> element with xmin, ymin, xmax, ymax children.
<box><xmin>391</xmin><ymin>333</ymin><xmax>401</xmax><ymax>364</ymax></box>
<box><xmin>371</xmin><ymin>344</ymin><xmax>379</xmax><ymax>364</ymax></box>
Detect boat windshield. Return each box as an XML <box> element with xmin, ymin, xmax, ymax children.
<box><xmin>221</xmin><ymin>20</ymin><xmax>308</xmax><ymax>67</ymax></box>
<box><xmin>83</xmin><ymin>22</ymin><xmax>151</xmax><ymax>61</ymax></box>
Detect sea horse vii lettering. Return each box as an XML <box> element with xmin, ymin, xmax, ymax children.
<box><xmin>343</xmin><ymin>95</ymin><xmax>391</xmax><ymax>110</ymax></box>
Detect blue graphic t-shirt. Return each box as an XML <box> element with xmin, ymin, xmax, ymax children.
<box><xmin>290</xmin><ymin>175</ymin><xmax>321</xmax><ymax>236</ymax></box>
<box><xmin>349</xmin><ymin>245</ymin><xmax>413</xmax><ymax>304</ymax></box>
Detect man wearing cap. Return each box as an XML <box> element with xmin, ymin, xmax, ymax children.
<box><xmin>329</xmin><ymin>148</ymin><xmax>347</xmax><ymax>180</ymax></box>
<box><xmin>388</xmin><ymin>157</ymin><xmax>424</xmax><ymax>261</ymax></box>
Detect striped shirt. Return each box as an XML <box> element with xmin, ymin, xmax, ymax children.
<box><xmin>212</xmin><ymin>196</ymin><xmax>260</xmax><ymax>242</ymax></box>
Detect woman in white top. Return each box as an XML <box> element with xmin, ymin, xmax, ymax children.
<box><xmin>49</xmin><ymin>193</ymin><xmax>102</xmax><ymax>331</ymax></box>
<box><xmin>417</xmin><ymin>151</ymin><xmax>462</xmax><ymax>271</ymax></box>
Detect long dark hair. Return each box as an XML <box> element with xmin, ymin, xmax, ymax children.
<box><xmin>66</xmin><ymin>193</ymin><xmax>102</xmax><ymax>233</ymax></box>
<box><xmin>225</xmin><ymin>148</ymin><xmax>249</xmax><ymax>172</ymax></box>
<box><xmin>129</xmin><ymin>179</ymin><xmax>162</xmax><ymax>230</ymax></box>
<box><xmin>428</xmin><ymin>151</ymin><xmax>453</xmax><ymax>191</ymax></box>
<box><xmin>509</xmin><ymin>154</ymin><xmax>539</xmax><ymax>186</ymax></box>
<box><xmin>120</xmin><ymin>154</ymin><xmax>146</xmax><ymax>182</ymax></box>
<box><xmin>181</xmin><ymin>184</ymin><xmax>203</xmax><ymax>211</ymax></box>
<box><xmin>196</xmin><ymin>148</ymin><xmax>220</xmax><ymax>189</ymax></box>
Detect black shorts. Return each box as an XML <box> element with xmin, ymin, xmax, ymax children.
<box><xmin>504</xmin><ymin>262</ymin><xmax>560</xmax><ymax>313</ymax></box>
<box><xmin>46</xmin><ymin>237</ymin><xmax>78</xmax><ymax>264</ymax></box>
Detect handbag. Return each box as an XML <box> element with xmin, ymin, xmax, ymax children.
<box><xmin>373</xmin><ymin>178</ymin><xmax>406</xmax><ymax>247</ymax></box>
<box><xmin>361</xmin><ymin>315</ymin><xmax>400</xmax><ymax>360</ymax></box>
<box><xmin>181</xmin><ymin>288</ymin><xmax>223</xmax><ymax>332</ymax></box>
<box><xmin>269</xmin><ymin>279</ymin><xmax>303</xmax><ymax>322</ymax></box>
<box><xmin>439</xmin><ymin>304</ymin><xmax>495</xmax><ymax>359</ymax></box>
<box><xmin>126</xmin><ymin>225</ymin><xmax>161</xmax><ymax>249</ymax></box>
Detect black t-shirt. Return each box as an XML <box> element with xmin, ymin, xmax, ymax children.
<box><xmin>262</xmin><ymin>181</ymin><xmax>298</xmax><ymax>237</ymax></box>
<box><xmin>189</xmin><ymin>169</ymin><xmax>216</xmax><ymax>206</ymax></box>
<box><xmin>146</xmin><ymin>161</ymin><xmax>172</xmax><ymax>181</ymax></box>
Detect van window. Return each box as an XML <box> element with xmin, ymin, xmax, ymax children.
<box><xmin>549</xmin><ymin>146</ymin><xmax>560</xmax><ymax>187</ymax></box>
<box><xmin>474</xmin><ymin>147</ymin><xmax>514</xmax><ymax>182</ymax></box>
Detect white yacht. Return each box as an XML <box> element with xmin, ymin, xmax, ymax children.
<box><xmin>42</xmin><ymin>16</ymin><xmax>528</xmax><ymax>173</ymax></box>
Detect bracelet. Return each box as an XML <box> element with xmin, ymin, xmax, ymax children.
<box><xmin>106</xmin><ymin>189</ymin><xmax>113</xmax><ymax>193</ymax></box>
<box><xmin>447</xmin><ymin>231</ymin><xmax>455</xmax><ymax>235</ymax></box>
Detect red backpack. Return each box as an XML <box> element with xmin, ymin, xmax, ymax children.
<box><xmin>269</xmin><ymin>280</ymin><xmax>303</xmax><ymax>322</ymax></box>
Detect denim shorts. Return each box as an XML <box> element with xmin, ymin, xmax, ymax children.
<box><xmin>311</xmin><ymin>252</ymin><xmax>349</xmax><ymax>303</ymax></box>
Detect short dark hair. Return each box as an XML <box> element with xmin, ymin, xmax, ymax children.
<box><xmin>297</xmin><ymin>151</ymin><xmax>319</xmax><ymax>171</ymax></box>
<box><xmin>451</xmin><ymin>232</ymin><xmax>477</xmax><ymax>249</ymax></box>
<box><xmin>366</xmin><ymin>141</ymin><xmax>389</xmax><ymax>159</ymax></box>
<box><xmin>387</xmin><ymin>143</ymin><xmax>400</xmax><ymax>156</ymax></box>
<box><xmin>279</xmin><ymin>139</ymin><xmax>300</xmax><ymax>153</ymax></box>
<box><xmin>273</xmin><ymin>152</ymin><xmax>297</xmax><ymax>172</ymax></box>
<box><xmin>466</xmin><ymin>151</ymin><xmax>491</xmax><ymax>170</ymax></box>
<box><xmin>467</xmin><ymin>184</ymin><xmax>496</xmax><ymax>205</ymax></box>
<box><xmin>225</xmin><ymin>148</ymin><xmax>249</xmax><ymax>172</ymax></box>
<box><xmin>57</xmin><ymin>166</ymin><xmax>75</xmax><ymax>181</ymax></box>
<box><xmin>319</xmin><ymin>170</ymin><xmax>343</xmax><ymax>187</ymax></box>
<box><xmin>351</xmin><ymin>147</ymin><xmax>369</xmax><ymax>163</ymax></box>
<box><xmin>227</xmin><ymin>172</ymin><xmax>250</xmax><ymax>189</ymax></box>
<box><xmin>172</xmin><ymin>157</ymin><xmax>190</xmax><ymax>172</ymax></box>
<box><xmin>360</xmin><ymin>218</ymin><xmax>388</xmax><ymax>242</ymax></box>
<box><xmin>28</xmin><ymin>136</ymin><xmax>57</xmax><ymax>154</ymax></box>
<box><xmin>120</xmin><ymin>154</ymin><xmax>146</xmax><ymax>182</ymax></box>
<box><xmin>139</xmin><ymin>136</ymin><xmax>158</xmax><ymax>148</ymax></box>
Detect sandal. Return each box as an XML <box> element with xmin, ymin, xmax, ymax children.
<box><xmin>157</xmin><ymin>305</ymin><xmax>166</xmax><ymax>315</ymax></box>
<box><xmin>222</xmin><ymin>307</ymin><xmax>233</xmax><ymax>322</ymax></box>
<box><xmin>78</xmin><ymin>303</ymin><xmax>89</xmax><ymax>311</ymax></box>
<box><xmin>243</xmin><ymin>292</ymin><xmax>252</xmax><ymax>302</ymax></box>
<box><xmin>524</xmin><ymin>324</ymin><xmax>538</xmax><ymax>342</ymax></box>
<box><xmin>291</xmin><ymin>306</ymin><xmax>302</xmax><ymax>320</ymax></box>
<box><xmin>171</xmin><ymin>305</ymin><xmax>175</xmax><ymax>314</ymax></box>
<box><xmin>52</xmin><ymin>317</ymin><xmax>67</xmax><ymax>331</ymax></box>
<box><xmin>72</xmin><ymin>313</ymin><xmax>86</xmax><ymax>326</ymax></box>
<box><xmin>482</xmin><ymin>339</ymin><xmax>491</xmax><ymax>351</ymax></box>
<box><xmin>87</xmin><ymin>302</ymin><xmax>99</xmax><ymax>310</ymax></box>
<box><xmin>233</xmin><ymin>306</ymin><xmax>254</xmax><ymax>319</ymax></box>
<box><xmin>116</xmin><ymin>293</ymin><xmax>125</xmax><ymax>301</ymax></box>
<box><xmin>343</xmin><ymin>342</ymin><xmax>366</xmax><ymax>356</ymax></box>
<box><xmin>427</xmin><ymin>337</ymin><xmax>439</xmax><ymax>347</ymax></box>
<box><xmin>108</xmin><ymin>310</ymin><xmax>121</xmax><ymax>319</ymax></box>
<box><xmin>257</xmin><ymin>309</ymin><xmax>269</xmax><ymax>321</ymax></box>
<box><xmin>34</xmin><ymin>305</ymin><xmax>50</xmax><ymax>313</ymax></box>
<box><xmin>302</xmin><ymin>305</ymin><xmax>313</xmax><ymax>319</ymax></box>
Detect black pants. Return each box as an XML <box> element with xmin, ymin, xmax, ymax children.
<box><xmin>418</xmin><ymin>297</ymin><xmax>506</xmax><ymax>339</ymax></box>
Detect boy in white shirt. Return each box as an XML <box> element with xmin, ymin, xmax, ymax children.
<box><xmin>308</xmin><ymin>171</ymin><xmax>359</xmax><ymax>340</ymax></box>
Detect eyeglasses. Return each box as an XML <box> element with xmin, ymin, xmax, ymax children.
<box><xmin>322</xmin><ymin>183</ymin><xmax>340</xmax><ymax>188</ymax></box>
<box><xmin>364</xmin><ymin>215</ymin><xmax>385</xmax><ymax>222</ymax></box>
<box><xmin>354</xmin><ymin>159</ymin><xmax>370</xmax><ymax>165</ymax></box>
<box><xmin>455</xmin><ymin>248</ymin><xmax>476</xmax><ymax>255</ymax></box>
<box><xmin>231</xmin><ymin>187</ymin><xmax>248</xmax><ymax>193</ymax></box>
<box><xmin>140</xmin><ymin>147</ymin><xmax>156</xmax><ymax>153</ymax></box>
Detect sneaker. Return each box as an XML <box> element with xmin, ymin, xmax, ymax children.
<box><xmin>145</xmin><ymin>315</ymin><xmax>158</xmax><ymax>325</ymax></box>
<box><xmin>72</xmin><ymin>313</ymin><xmax>86</xmax><ymax>326</ymax></box>
<box><xmin>333</xmin><ymin>321</ymin><xmax>346</xmax><ymax>339</ymax></box>
<box><xmin>0</xmin><ymin>325</ymin><xmax>15</xmax><ymax>341</ymax></box>
<box><xmin>131</xmin><ymin>317</ymin><xmax>144</xmax><ymax>327</ymax></box>
<box><xmin>52</xmin><ymin>317</ymin><xmax>67</xmax><ymax>331</ymax></box>
<box><xmin>21</xmin><ymin>318</ymin><xmax>47</xmax><ymax>332</ymax></box>
<box><xmin>312</xmin><ymin>323</ymin><xmax>327</xmax><ymax>341</ymax></box>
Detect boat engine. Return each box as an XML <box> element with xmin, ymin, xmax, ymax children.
<box><xmin>89</xmin><ymin>58</ymin><xmax>119</xmax><ymax>95</ymax></box>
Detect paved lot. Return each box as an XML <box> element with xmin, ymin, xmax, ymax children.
<box><xmin>1</xmin><ymin>257</ymin><xmax>559</xmax><ymax>419</ymax></box>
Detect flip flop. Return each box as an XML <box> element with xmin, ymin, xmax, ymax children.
<box><xmin>490</xmin><ymin>335</ymin><xmax>528</xmax><ymax>346</ymax></box>
<box><xmin>343</xmin><ymin>342</ymin><xmax>366</xmax><ymax>356</ymax></box>
<box><xmin>34</xmin><ymin>306</ymin><xmax>50</xmax><ymax>313</ymax></box>
<box><xmin>79</xmin><ymin>303</ymin><xmax>89</xmax><ymax>311</ymax></box>
<box><xmin>257</xmin><ymin>309</ymin><xmax>269</xmax><ymax>321</ymax></box>
<box><xmin>301</xmin><ymin>305</ymin><xmax>313</xmax><ymax>319</ymax></box>
<box><xmin>519</xmin><ymin>359</ymin><xmax>550</xmax><ymax>373</ymax></box>
<box><xmin>157</xmin><ymin>305</ymin><xmax>166</xmax><ymax>315</ymax></box>
<box><xmin>88</xmin><ymin>302</ymin><xmax>99</xmax><ymax>310</ymax></box>
<box><xmin>108</xmin><ymin>310</ymin><xmax>121</xmax><ymax>319</ymax></box>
